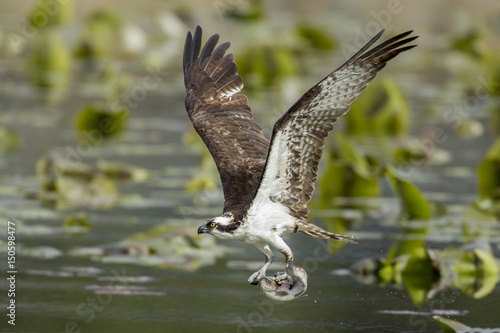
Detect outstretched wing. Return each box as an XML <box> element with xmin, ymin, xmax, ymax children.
<box><xmin>252</xmin><ymin>30</ymin><xmax>418</xmax><ymax>220</ymax></box>
<box><xmin>183</xmin><ymin>26</ymin><xmax>270</xmax><ymax>218</ymax></box>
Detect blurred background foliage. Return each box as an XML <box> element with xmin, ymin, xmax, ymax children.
<box><xmin>0</xmin><ymin>0</ymin><xmax>500</xmax><ymax>331</ymax></box>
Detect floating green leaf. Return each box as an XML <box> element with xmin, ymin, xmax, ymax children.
<box><xmin>70</xmin><ymin>223</ymin><xmax>230</xmax><ymax>271</ymax></box>
<box><xmin>433</xmin><ymin>316</ymin><xmax>473</xmax><ymax>333</ymax></box>
<box><xmin>296</xmin><ymin>23</ymin><xmax>336</xmax><ymax>50</ymax></box>
<box><xmin>36</xmin><ymin>156</ymin><xmax>94</xmax><ymax>179</ymax></box>
<box><xmin>455</xmin><ymin>118</ymin><xmax>484</xmax><ymax>139</ymax></box>
<box><xmin>75</xmin><ymin>10</ymin><xmax>124</xmax><ymax>60</ymax></box>
<box><xmin>225</xmin><ymin>0</ymin><xmax>263</xmax><ymax>21</ymax></box>
<box><xmin>451</xmin><ymin>27</ymin><xmax>484</xmax><ymax>58</ymax></box>
<box><xmin>319</xmin><ymin>133</ymin><xmax>380</xmax><ymax>203</ymax></box>
<box><xmin>434</xmin><ymin>314</ymin><xmax>500</xmax><ymax>333</ymax></box>
<box><xmin>490</xmin><ymin>105</ymin><xmax>500</xmax><ymax>135</ymax></box>
<box><xmin>402</xmin><ymin>247</ymin><xmax>439</xmax><ymax>305</ymax></box>
<box><xmin>464</xmin><ymin>199</ymin><xmax>498</xmax><ymax>224</ymax></box>
<box><xmin>452</xmin><ymin>248</ymin><xmax>499</xmax><ymax>298</ymax></box>
<box><xmin>96</xmin><ymin>160</ymin><xmax>150</xmax><ymax>181</ymax></box>
<box><xmin>29</xmin><ymin>0</ymin><xmax>74</xmax><ymax>29</ymax></box>
<box><xmin>76</xmin><ymin>103</ymin><xmax>128</xmax><ymax>140</ymax></box>
<box><xmin>0</xmin><ymin>127</ymin><xmax>20</xmax><ymax>153</ymax></box>
<box><xmin>186</xmin><ymin>172</ymin><xmax>218</xmax><ymax>193</ymax></box>
<box><xmin>237</xmin><ymin>44</ymin><xmax>300</xmax><ymax>91</ymax></box>
<box><xmin>315</xmin><ymin>133</ymin><xmax>380</xmax><ymax>253</ymax></box>
<box><xmin>184</xmin><ymin>128</ymin><xmax>220</xmax><ymax>194</ymax></box>
<box><xmin>345</xmin><ymin>78</ymin><xmax>410</xmax><ymax>137</ymax></box>
<box><xmin>378</xmin><ymin>170</ymin><xmax>436</xmax><ymax>305</ymax></box>
<box><xmin>386</xmin><ymin>168</ymin><xmax>431</xmax><ymax>221</ymax></box>
<box><xmin>30</xmin><ymin>31</ymin><xmax>71</xmax><ymax>103</ymax></box>
<box><xmin>477</xmin><ymin>136</ymin><xmax>500</xmax><ymax>201</ymax></box>
<box><xmin>63</xmin><ymin>214</ymin><xmax>92</xmax><ymax>236</ymax></box>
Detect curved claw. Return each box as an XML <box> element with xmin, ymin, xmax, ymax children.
<box><xmin>248</xmin><ymin>270</ymin><xmax>265</xmax><ymax>285</ymax></box>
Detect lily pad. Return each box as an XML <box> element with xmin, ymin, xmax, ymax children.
<box><xmin>76</xmin><ymin>103</ymin><xmax>128</xmax><ymax>140</ymax></box>
<box><xmin>477</xmin><ymin>136</ymin><xmax>500</xmax><ymax>202</ymax></box>
<box><xmin>345</xmin><ymin>78</ymin><xmax>410</xmax><ymax>137</ymax></box>
<box><xmin>490</xmin><ymin>105</ymin><xmax>500</xmax><ymax>135</ymax></box>
<box><xmin>0</xmin><ymin>127</ymin><xmax>20</xmax><ymax>153</ymax></box>
<box><xmin>75</xmin><ymin>10</ymin><xmax>124</xmax><ymax>60</ymax></box>
<box><xmin>433</xmin><ymin>315</ymin><xmax>473</xmax><ymax>332</ymax></box>
<box><xmin>36</xmin><ymin>156</ymin><xmax>94</xmax><ymax>179</ymax></box>
<box><xmin>69</xmin><ymin>223</ymin><xmax>231</xmax><ymax>271</ymax></box>
<box><xmin>451</xmin><ymin>26</ymin><xmax>485</xmax><ymax>59</ymax></box>
<box><xmin>224</xmin><ymin>0</ymin><xmax>263</xmax><ymax>21</ymax></box>
<box><xmin>30</xmin><ymin>31</ymin><xmax>71</xmax><ymax>103</ymax></box>
<box><xmin>38</xmin><ymin>175</ymin><xmax>118</xmax><ymax>210</ymax></box>
<box><xmin>296</xmin><ymin>23</ymin><xmax>336</xmax><ymax>50</ymax></box>
<box><xmin>386</xmin><ymin>168</ymin><xmax>431</xmax><ymax>221</ymax></box>
<box><xmin>319</xmin><ymin>133</ymin><xmax>381</xmax><ymax>203</ymax></box>
<box><xmin>96</xmin><ymin>160</ymin><xmax>150</xmax><ymax>181</ymax></box>
<box><xmin>452</xmin><ymin>248</ymin><xmax>499</xmax><ymax>298</ymax></box>
<box><xmin>63</xmin><ymin>214</ymin><xmax>92</xmax><ymax>236</ymax></box>
<box><xmin>237</xmin><ymin>44</ymin><xmax>300</xmax><ymax>92</ymax></box>
<box><xmin>29</xmin><ymin>0</ymin><xmax>74</xmax><ymax>29</ymax></box>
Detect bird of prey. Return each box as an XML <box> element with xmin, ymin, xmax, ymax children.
<box><xmin>183</xmin><ymin>26</ymin><xmax>417</xmax><ymax>285</ymax></box>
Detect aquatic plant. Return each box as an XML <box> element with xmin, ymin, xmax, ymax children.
<box><xmin>68</xmin><ymin>223</ymin><xmax>231</xmax><ymax>271</ymax></box>
<box><xmin>296</xmin><ymin>23</ymin><xmax>337</xmax><ymax>51</ymax></box>
<box><xmin>75</xmin><ymin>9</ymin><xmax>124</xmax><ymax>60</ymax></box>
<box><xmin>222</xmin><ymin>0</ymin><xmax>265</xmax><ymax>21</ymax></box>
<box><xmin>63</xmin><ymin>214</ymin><xmax>92</xmax><ymax>236</ymax></box>
<box><xmin>345</xmin><ymin>78</ymin><xmax>410</xmax><ymax>137</ymax></box>
<box><xmin>183</xmin><ymin>128</ymin><xmax>219</xmax><ymax>193</ymax></box>
<box><xmin>0</xmin><ymin>127</ymin><xmax>20</xmax><ymax>153</ymax></box>
<box><xmin>30</xmin><ymin>31</ymin><xmax>71</xmax><ymax>104</ymax></box>
<box><xmin>29</xmin><ymin>0</ymin><xmax>74</xmax><ymax>29</ymax></box>
<box><xmin>451</xmin><ymin>26</ymin><xmax>484</xmax><ymax>59</ymax></box>
<box><xmin>237</xmin><ymin>44</ymin><xmax>300</xmax><ymax>92</ymax></box>
<box><xmin>96</xmin><ymin>160</ymin><xmax>150</xmax><ymax>181</ymax></box>
<box><xmin>466</xmin><ymin>135</ymin><xmax>500</xmax><ymax>221</ymax></box>
<box><xmin>36</xmin><ymin>156</ymin><xmax>151</xmax><ymax>210</ymax></box>
<box><xmin>439</xmin><ymin>315</ymin><xmax>500</xmax><ymax>333</ymax></box>
<box><xmin>76</xmin><ymin>103</ymin><xmax>128</xmax><ymax>141</ymax></box>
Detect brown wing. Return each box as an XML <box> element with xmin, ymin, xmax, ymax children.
<box><xmin>183</xmin><ymin>26</ymin><xmax>270</xmax><ymax>218</ymax></box>
<box><xmin>253</xmin><ymin>30</ymin><xmax>418</xmax><ymax>220</ymax></box>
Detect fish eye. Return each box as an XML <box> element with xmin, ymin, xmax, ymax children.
<box><xmin>210</xmin><ymin>222</ymin><xmax>216</xmax><ymax>228</ymax></box>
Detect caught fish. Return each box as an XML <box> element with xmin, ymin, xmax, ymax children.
<box><xmin>260</xmin><ymin>262</ymin><xmax>307</xmax><ymax>301</ymax></box>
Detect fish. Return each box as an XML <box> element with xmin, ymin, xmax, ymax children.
<box><xmin>260</xmin><ymin>262</ymin><xmax>307</xmax><ymax>301</ymax></box>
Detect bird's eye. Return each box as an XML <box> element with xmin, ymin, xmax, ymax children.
<box><xmin>210</xmin><ymin>222</ymin><xmax>216</xmax><ymax>228</ymax></box>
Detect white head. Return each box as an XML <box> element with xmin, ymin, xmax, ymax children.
<box><xmin>197</xmin><ymin>214</ymin><xmax>237</xmax><ymax>238</ymax></box>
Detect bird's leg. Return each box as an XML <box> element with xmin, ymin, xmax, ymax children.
<box><xmin>269</xmin><ymin>237</ymin><xmax>295</xmax><ymax>285</ymax></box>
<box><xmin>248</xmin><ymin>243</ymin><xmax>274</xmax><ymax>285</ymax></box>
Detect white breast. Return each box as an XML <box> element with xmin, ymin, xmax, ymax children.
<box><xmin>236</xmin><ymin>199</ymin><xmax>296</xmax><ymax>245</ymax></box>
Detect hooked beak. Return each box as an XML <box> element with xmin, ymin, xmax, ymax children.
<box><xmin>197</xmin><ymin>225</ymin><xmax>210</xmax><ymax>235</ymax></box>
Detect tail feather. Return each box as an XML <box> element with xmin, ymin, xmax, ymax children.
<box><xmin>296</xmin><ymin>220</ymin><xmax>357</xmax><ymax>244</ymax></box>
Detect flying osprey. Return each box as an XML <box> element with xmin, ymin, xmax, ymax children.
<box><xmin>183</xmin><ymin>26</ymin><xmax>417</xmax><ymax>285</ymax></box>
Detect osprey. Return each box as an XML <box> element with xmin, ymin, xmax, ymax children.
<box><xmin>183</xmin><ymin>26</ymin><xmax>417</xmax><ymax>285</ymax></box>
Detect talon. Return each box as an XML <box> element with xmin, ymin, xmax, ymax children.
<box><xmin>248</xmin><ymin>270</ymin><xmax>265</xmax><ymax>285</ymax></box>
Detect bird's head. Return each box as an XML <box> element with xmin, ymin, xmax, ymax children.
<box><xmin>197</xmin><ymin>214</ymin><xmax>236</xmax><ymax>238</ymax></box>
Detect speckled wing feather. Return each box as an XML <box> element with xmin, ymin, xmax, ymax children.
<box><xmin>253</xmin><ymin>30</ymin><xmax>417</xmax><ymax>222</ymax></box>
<box><xmin>183</xmin><ymin>26</ymin><xmax>270</xmax><ymax>219</ymax></box>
